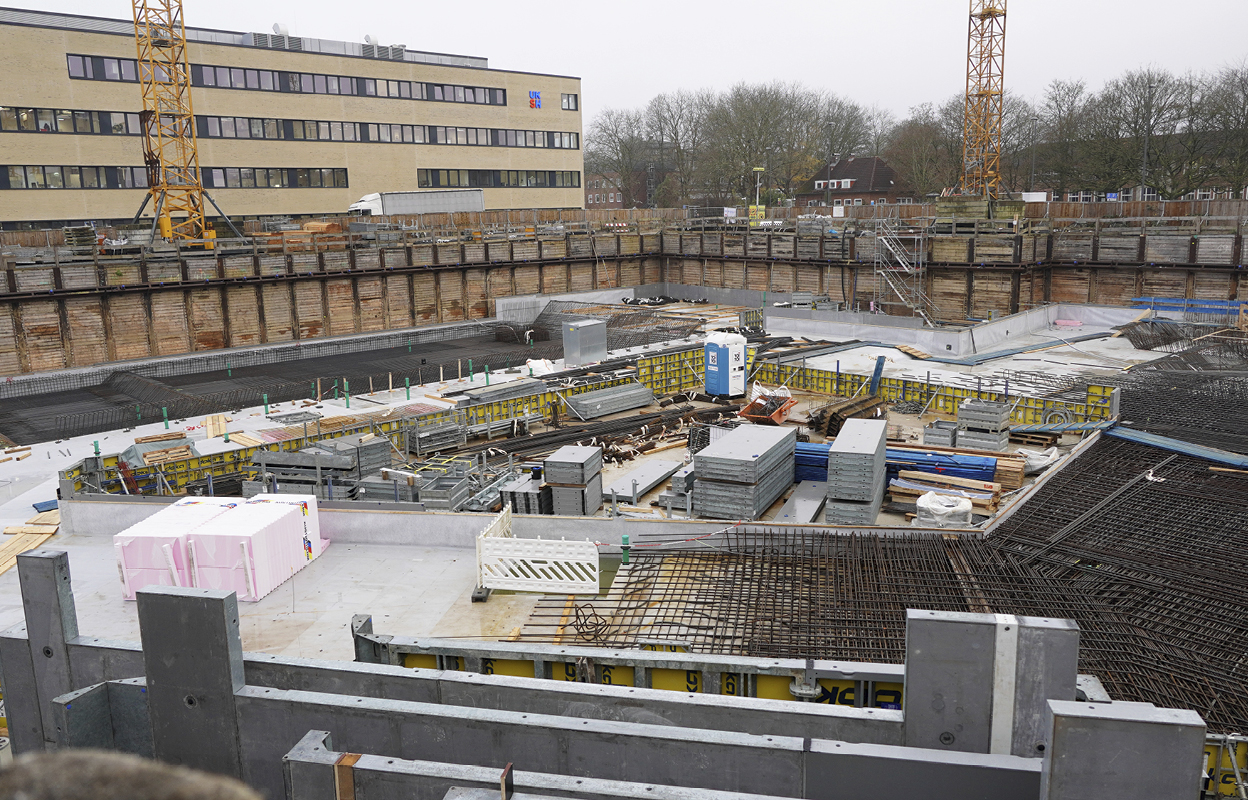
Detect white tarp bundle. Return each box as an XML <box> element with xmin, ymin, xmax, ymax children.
<box><xmin>914</xmin><ymin>492</ymin><xmax>973</xmax><ymax>528</ymax></box>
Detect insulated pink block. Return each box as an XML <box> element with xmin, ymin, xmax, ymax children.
<box><xmin>113</xmin><ymin>496</ymin><xmax>242</xmax><ymax>600</ymax></box>
<box><xmin>244</xmin><ymin>494</ymin><xmax>326</xmax><ymax>565</ymax></box>
<box><xmin>187</xmin><ymin>503</ymin><xmax>304</xmax><ymax>602</ymax></box>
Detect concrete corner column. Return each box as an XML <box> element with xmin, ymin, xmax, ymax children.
<box><xmin>17</xmin><ymin>549</ymin><xmax>79</xmax><ymax>749</ymax></box>
<box><xmin>283</xmin><ymin>730</ymin><xmax>339</xmax><ymax>800</ymax></box>
<box><xmin>903</xmin><ymin>609</ymin><xmax>1080</xmax><ymax>756</ymax></box>
<box><xmin>137</xmin><ymin>586</ymin><xmax>245</xmax><ymax>779</ymax></box>
<box><xmin>1041</xmin><ymin>700</ymin><xmax>1206</xmax><ymax>799</ymax></box>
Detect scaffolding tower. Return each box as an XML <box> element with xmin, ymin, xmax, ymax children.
<box><xmin>871</xmin><ymin>218</ymin><xmax>938</xmax><ymax>325</ymax></box>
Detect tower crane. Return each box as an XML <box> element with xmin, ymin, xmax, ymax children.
<box><xmin>960</xmin><ymin>1</ymin><xmax>1007</xmax><ymax>200</ymax></box>
<box><xmin>131</xmin><ymin>0</ymin><xmax>242</xmax><ymax>244</ymax></box>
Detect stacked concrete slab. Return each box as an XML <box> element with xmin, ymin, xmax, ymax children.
<box><xmin>956</xmin><ymin>399</ymin><xmax>1011</xmax><ymax>451</ymax></box>
<box><xmin>544</xmin><ymin>445</ymin><xmax>603</xmax><ymax>516</ymax></box>
<box><xmin>825</xmin><ymin>419</ymin><xmax>887</xmax><ymax>525</ymax></box>
<box><xmin>692</xmin><ymin>425</ymin><xmax>796</xmax><ymax>520</ymax></box>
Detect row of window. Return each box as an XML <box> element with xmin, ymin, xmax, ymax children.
<box><xmin>1</xmin><ymin>165</ymin><xmax>348</xmax><ymax>190</ymax></box>
<box><xmin>417</xmin><ymin>169</ymin><xmax>581</xmax><ymax>189</ymax></box>
<box><xmin>0</xmin><ymin>106</ymin><xmax>140</xmax><ymax>135</ymax></box>
<box><xmin>67</xmin><ymin>54</ymin><xmax>509</xmax><ymax>106</ymax></box>
<box><xmin>199</xmin><ymin>116</ymin><xmax>579</xmax><ymax>149</ymax></box>
<box><xmin>0</xmin><ymin>106</ymin><xmax>582</xmax><ymax>151</ymax></box>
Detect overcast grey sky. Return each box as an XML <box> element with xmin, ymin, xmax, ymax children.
<box><xmin>41</xmin><ymin>0</ymin><xmax>1248</xmax><ymax>121</ymax></box>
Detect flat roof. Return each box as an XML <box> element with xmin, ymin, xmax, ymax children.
<box><xmin>0</xmin><ymin>6</ymin><xmax>490</xmax><ymax>70</ymax></box>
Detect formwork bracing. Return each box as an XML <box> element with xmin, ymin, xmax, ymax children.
<box><xmin>580</xmin><ymin>437</ymin><xmax>1248</xmax><ymax>733</ymax></box>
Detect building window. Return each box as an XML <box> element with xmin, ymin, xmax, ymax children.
<box><xmin>416</xmin><ymin>168</ymin><xmax>578</xmax><ymax>189</ymax></box>
<box><xmin>561</xmin><ymin>93</ymin><xmax>578</xmax><ymax>111</ymax></box>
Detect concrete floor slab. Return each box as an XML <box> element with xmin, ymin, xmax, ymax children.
<box><xmin>0</xmin><ymin>534</ymin><xmax>536</xmax><ymax>660</ymax></box>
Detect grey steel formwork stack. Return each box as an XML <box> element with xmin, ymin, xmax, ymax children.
<box><xmin>499</xmin><ymin>475</ymin><xmax>553</xmax><ymax>514</ymax></box>
<box><xmin>564</xmin><ymin>381</ymin><xmax>655</xmax><ymax>420</ymax></box>
<box><xmin>354</xmin><ymin>472</ymin><xmax>421</xmax><ymax>503</ymax></box>
<box><xmin>825</xmin><ymin>418</ymin><xmax>887</xmax><ymax>525</ymax></box>
<box><xmin>544</xmin><ymin>445</ymin><xmax>604</xmax><ymax>516</ymax></box>
<box><xmin>692</xmin><ymin>425</ymin><xmax>796</xmax><ymax>520</ymax></box>
<box><xmin>956</xmin><ymin>399</ymin><xmax>1011</xmax><ymax>451</ymax></box>
<box><xmin>319</xmin><ymin>432</ymin><xmax>394</xmax><ymax>479</ymax></box>
<box><xmin>922</xmin><ymin>419</ymin><xmax>958</xmax><ymax>447</ymax></box>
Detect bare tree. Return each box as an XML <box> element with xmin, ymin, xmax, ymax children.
<box><xmin>645</xmin><ymin>89</ymin><xmax>714</xmax><ymax>206</ymax></box>
<box><xmin>1037</xmin><ymin>79</ymin><xmax>1090</xmax><ymax>199</ymax></box>
<box><xmin>584</xmin><ymin>108</ymin><xmax>648</xmax><ymax>207</ymax></box>
<box><xmin>1211</xmin><ymin>60</ymin><xmax>1248</xmax><ymax>198</ymax></box>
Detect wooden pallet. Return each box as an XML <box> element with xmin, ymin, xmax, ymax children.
<box><xmin>0</xmin><ymin>531</ymin><xmax>56</xmax><ymax>576</ymax></box>
<box><xmin>1009</xmin><ymin>431</ymin><xmax>1060</xmax><ymax>447</ymax></box>
<box><xmin>204</xmin><ymin>414</ymin><xmax>229</xmax><ymax>439</ymax></box>
<box><xmin>134</xmin><ymin>431</ymin><xmax>187</xmax><ymax>444</ymax></box>
<box><xmin>142</xmin><ymin>445</ymin><xmax>193</xmax><ymax>465</ymax></box>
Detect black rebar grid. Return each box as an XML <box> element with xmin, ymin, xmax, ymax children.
<box><xmin>589</xmin><ymin>439</ymin><xmax>1248</xmax><ymax>732</ymax></box>
<box><xmin>530</xmin><ymin>301</ymin><xmax>701</xmax><ymax>351</ymax></box>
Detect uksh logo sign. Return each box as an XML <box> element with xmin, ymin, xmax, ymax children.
<box><xmin>529</xmin><ymin>91</ymin><xmax>541</xmax><ymax>109</ymax></box>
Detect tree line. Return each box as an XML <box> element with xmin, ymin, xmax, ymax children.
<box><xmin>585</xmin><ymin>62</ymin><xmax>1248</xmax><ymax>206</ymax></box>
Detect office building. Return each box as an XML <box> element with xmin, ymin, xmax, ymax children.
<box><xmin>0</xmin><ymin>7</ymin><xmax>584</xmax><ymax>227</ymax></box>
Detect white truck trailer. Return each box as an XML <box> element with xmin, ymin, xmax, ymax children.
<box><xmin>348</xmin><ymin>188</ymin><xmax>485</xmax><ymax>216</ymax></box>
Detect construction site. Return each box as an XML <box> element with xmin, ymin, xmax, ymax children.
<box><xmin>1</xmin><ymin>2</ymin><xmax>1247</xmax><ymax>800</ymax></box>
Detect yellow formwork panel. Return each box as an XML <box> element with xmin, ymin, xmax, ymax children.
<box><xmin>873</xmin><ymin>682</ymin><xmax>904</xmax><ymax>710</ymax></box>
<box><xmin>755</xmin><ymin>674</ymin><xmax>796</xmax><ymax>701</ymax></box>
<box><xmin>749</xmin><ymin>361</ymin><xmax>1114</xmax><ymax>426</ymax></box>
<box><xmin>1205</xmin><ymin>739</ymin><xmax>1248</xmax><ymax>797</ymax></box>
<box><xmin>651</xmin><ymin>668</ymin><xmax>701</xmax><ymax>693</ymax></box>
<box><xmin>481</xmin><ymin>658</ymin><xmax>536</xmax><ymax>678</ymax></box>
<box><xmin>598</xmin><ymin>664</ymin><xmax>636</xmax><ymax>686</ymax></box>
<box><xmin>816</xmin><ymin>679</ymin><xmax>858</xmax><ymax>706</ymax></box>
<box><xmin>721</xmin><ymin>673</ymin><xmax>744</xmax><ymax>696</ymax></box>
<box><xmin>403</xmin><ymin>653</ymin><xmax>438</xmax><ymax>670</ymax></box>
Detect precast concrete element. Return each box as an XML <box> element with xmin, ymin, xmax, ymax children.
<box><xmin>16</xmin><ymin>550</ymin><xmax>79</xmax><ymax>748</ymax></box>
<box><xmin>284</xmin><ymin>729</ymin><xmax>802</xmax><ymax>800</ymax></box>
<box><xmin>281</xmin><ymin>727</ymin><xmax>1040</xmax><ymax>800</ymax></box>
<box><xmin>903</xmin><ymin>609</ymin><xmax>1080</xmax><ymax>757</ymax></box>
<box><xmin>1039</xmin><ymin>700</ymin><xmax>1206</xmax><ymax>800</ymax></box>
<box><xmin>137</xmin><ymin>585</ymin><xmax>247</xmax><ymax>779</ymax></box>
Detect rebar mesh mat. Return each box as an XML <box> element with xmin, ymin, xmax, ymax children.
<box><xmin>518</xmin><ymin>301</ymin><xmax>701</xmax><ymax>351</ymax></box>
<box><xmin>552</xmin><ymin>437</ymin><xmax>1248</xmax><ymax>732</ymax></box>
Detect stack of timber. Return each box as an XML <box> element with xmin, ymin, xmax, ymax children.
<box><xmin>887</xmin><ymin>444</ymin><xmax>1025</xmax><ymax>490</ymax></box>
<box><xmin>888</xmin><ymin>470</ymin><xmax>1002</xmax><ymax>513</ymax></box>
<box><xmin>809</xmin><ymin>396</ymin><xmax>886</xmax><ymax>437</ymax></box>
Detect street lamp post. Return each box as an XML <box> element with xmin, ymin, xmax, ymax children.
<box><xmin>753</xmin><ymin>167</ymin><xmax>764</xmax><ymax>209</ymax></box>
<box><xmin>1029</xmin><ymin>116</ymin><xmax>1039</xmax><ymax>192</ymax></box>
<box><xmin>1141</xmin><ymin>82</ymin><xmax>1157</xmax><ymax>201</ymax></box>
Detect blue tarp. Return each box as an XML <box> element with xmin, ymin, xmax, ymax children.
<box><xmin>794</xmin><ymin>441</ymin><xmax>998</xmax><ymax>483</ymax></box>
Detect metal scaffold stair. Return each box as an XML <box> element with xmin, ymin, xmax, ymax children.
<box><xmin>872</xmin><ymin>219</ymin><xmax>939</xmax><ymax>326</ymax></box>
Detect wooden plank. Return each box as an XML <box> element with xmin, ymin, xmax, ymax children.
<box><xmin>4</xmin><ymin>524</ymin><xmax>59</xmax><ymax>536</ymax></box>
<box><xmin>895</xmin><ymin>345</ymin><xmax>930</xmax><ymax>359</ymax></box>
<box><xmin>25</xmin><ymin>510</ymin><xmax>60</xmax><ymax>526</ymax></box>
<box><xmin>227</xmin><ymin>432</ymin><xmax>263</xmax><ymax>448</ymax></box>
<box><xmin>0</xmin><ymin>532</ymin><xmax>56</xmax><ymax>575</ymax></box>
<box><xmin>897</xmin><ymin>470</ymin><xmax>1000</xmax><ymax>493</ymax></box>
<box><xmin>15</xmin><ymin>452</ymin><xmax>31</xmax><ymax>461</ymax></box>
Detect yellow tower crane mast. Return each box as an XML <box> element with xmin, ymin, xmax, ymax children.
<box><xmin>132</xmin><ymin>0</ymin><xmax>241</xmax><ymax>243</ymax></box>
<box><xmin>960</xmin><ymin>1</ymin><xmax>1007</xmax><ymax>200</ymax></box>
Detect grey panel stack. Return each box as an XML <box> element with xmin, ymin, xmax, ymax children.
<box><xmin>354</xmin><ymin>472</ymin><xmax>420</xmax><ymax>503</ymax></box>
<box><xmin>460</xmin><ymin>378</ymin><xmax>547</xmax><ymax>405</ymax></box>
<box><xmin>563</xmin><ymin>318</ymin><xmax>608</xmax><ymax>366</ymax></box>
<box><xmin>922</xmin><ymin>420</ymin><xmax>958</xmax><ymax>447</ymax></box>
<box><xmin>320</xmin><ymin>432</ymin><xmax>393</xmax><ymax>478</ymax></box>
<box><xmin>551</xmin><ymin>473</ymin><xmax>602</xmax><ymax>516</ymax></box>
<box><xmin>668</xmin><ymin>465</ymin><xmax>695</xmax><ymax>495</ymax></box>
<box><xmin>499</xmin><ymin>476</ymin><xmax>552</xmax><ymax>515</ymax></box>
<box><xmin>419</xmin><ymin>475</ymin><xmax>470</xmax><ymax>510</ymax></box>
<box><xmin>564</xmin><ymin>382</ymin><xmax>655</xmax><ymax>420</ymax></box>
<box><xmin>825</xmin><ymin>418</ymin><xmax>887</xmax><ymax>525</ymax></box>
<box><xmin>543</xmin><ymin>446</ymin><xmax>603</xmax><ymax>485</ymax></box>
<box><xmin>692</xmin><ymin>425</ymin><xmax>797</xmax><ymax>520</ymax></box>
<box><xmin>601</xmin><ymin>460</ymin><xmax>683</xmax><ymax>504</ymax></box>
<box><xmin>956</xmin><ymin>399</ymin><xmax>1011</xmax><ymax>451</ymax></box>
<box><xmin>544</xmin><ymin>445</ymin><xmax>603</xmax><ymax>516</ymax></box>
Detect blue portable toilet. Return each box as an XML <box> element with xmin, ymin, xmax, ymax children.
<box><xmin>704</xmin><ymin>332</ymin><xmax>747</xmax><ymax>397</ymax></box>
